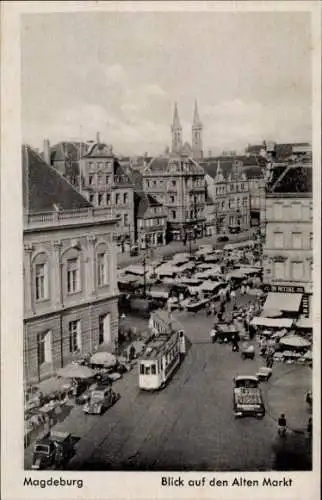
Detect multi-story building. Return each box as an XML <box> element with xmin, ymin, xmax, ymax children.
<box><xmin>79</xmin><ymin>136</ymin><xmax>136</xmax><ymax>251</ymax></box>
<box><xmin>262</xmin><ymin>152</ymin><xmax>313</xmax><ymax>318</ymax></box>
<box><xmin>23</xmin><ymin>146</ymin><xmax>119</xmax><ymax>384</ymax></box>
<box><xmin>201</xmin><ymin>159</ymin><xmax>250</xmax><ymax>234</ymax></box>
<box><xmin>42</xmin><ymin>139</ymin><xmax>89</xmax><ymax>187</ymax></box>
<box><xmin>143</xmin><ymin>104</ymin><xmax>206</xmax><ymax>242</ymax></box>
<box><xmin>135</xmin><ymin>193</ymin><xmax>168</xmax><ymax>248</ymax></box>
<box><xmin>243</xmin><ymin>165</ymin><xmax>266</xmax><ymax>228</ymax></box>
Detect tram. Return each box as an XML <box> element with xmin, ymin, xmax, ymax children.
<box><xmin>139</xmin><ymin>311</ymin><xmax>186</xmax><ymax>390</ymax></box>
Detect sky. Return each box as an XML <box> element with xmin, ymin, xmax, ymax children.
<box><xmin>21</xmin><ymin>11</ymin><xmax>312</xmax><ymax>156</ymax></box>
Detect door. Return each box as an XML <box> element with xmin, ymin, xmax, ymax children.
<box><xmin>99</xmin><ymin>313</ymin><xmax>111</xmax><ymax>344</ymax></box>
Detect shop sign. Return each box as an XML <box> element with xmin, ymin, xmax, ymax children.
<box><xmin>263</xmin><ymin>284</ymin><xmax>305</xmax><ymax>294</ymax></box>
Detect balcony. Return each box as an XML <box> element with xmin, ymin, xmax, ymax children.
<box><xmin>24</xmin><ymin>207</ymin><xmax>117</xmax><ymax>231</ymax></box>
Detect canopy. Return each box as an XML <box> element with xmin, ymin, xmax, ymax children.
<box><xmin>148</xmin><ymin>289</ymin><xmax>169</xmax><ymax>299</ymax></box>
<box><xmin>295</xmin><ymin>317</ymin><xmax>313</xmax><ymax>329</ymax></box>
<box><xmin>199</xmin><ymin>280</ymin><xmax>221</xmax><ymax>292</ymax></box>
<box><xmin>57</xmin><ymin>364</ymin><xmax>95</xmax><ymax>379</ymax></box>
<box><xmin>250</xmin><ymin>317</ymin><xmax>293</xmax><ymax>328</ymax></box>
<box><xmin>262</xmin><ymin>309</ymin><xmax>283</xmax><ymax>318</ymax></box>
<box><xmin>124</xmin><ymin>264</ymin><xmax>152</xmax><ymax>276</ymax></box>
<box><xmin>156</xmin><ymin>264</ymin><xmax>178</xmax><ymax>276</ymax></box>
<box><xmin>263</xmin><ymin>292</ymin><xmax>302</xmax><ymax>312</ymax></box>
<box><xmin>90</xmin><ymin>352</ymin><xmax>117</xmax><ymax>367</ymax></box>
<box><xmin>224</xmin><ymin>240</ymin><xmax>255</xmax><ymax>251</ymax></box>
<box><xmin>171</xmin><ymin>253</ymin><xmax>190</xmax><ymax>262</ymax></box>
<box><xmin>280</xmin><ymin>335</ymin><xmax>311</xmax><ymax>348</ymax></box>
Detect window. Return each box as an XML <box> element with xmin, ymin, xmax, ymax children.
<box><xmin>228</xmin><ymin>199</ymin><xmax>233</xmax><ymax>209</ymax></box>
<box><xmin>124</xmin><ymin>213</ymin><xmax>129</xmax><ymax>226</ymax></box>
<box><xmin>153</xmin><ymin>180</ymin><xmax>157</xmax><ymax>186</ymax></box>
<box><xmin>291</xmin><ymin>262</ymin><xmax>304</xmax><ymax>281</ymax></box>
<box><xmin>35</xmin><ymin>263</ymin><xmax>48</xmax><ymax>300</ymax></box>
<box><xmin>273</xmin><ymin>262</ymin><xmax>285</xmax><ymax>280</ymax></box>
<box><xmin>229</xmin><ymin>216</ymin><xmax>234</xmax><ymax>225</ymax></box>
<box><xmin>273</xmin><ymin>203</ymin><xmax>283</xmax><ymax>220</ymax></box>
<box><xmin>89</xmin><ymin>194</ymin><xmax>94</xmax><ymax>204</ymax></box>
<box><xmin>171</xmin><ymin>210</ymin><xmax>177</xmax><ymax>220</ymax></box>
<box><xmin>97</xmin><ymin>252</ymin><xmax>108</xmax><ymax>286</ymax></box>
<box><xmin>89</xmin><ymin>174</ymin><xmax>94</xmax><ymax>185</ymax></box>
<box><xmin>140</xmin><ymin>363</ymin><xmax>145</xmax><ymax>375</ymax></box>
<box><xmin>123</xmin><ymin>193</ymin><xmax>128</xmax><ymax>204</ymax></box>
<box><xmin>172</xmin><ymin>180</ymin><xmax>177</xmax><ymax>187</ymax></box>
<box><xmin>236</xmin><ymin>197</ymin><xmax>240</xmax><ymax>207</ymax></box>
<box><xmin>146</xmin><ymin>181</ymin><xmax>150</xmax><ymax>188</ymax></box>
<box><xmin>98</xmin><ymin>194</ymin><xmax>103</xmax><ymax>206</ymax></box>
<box><xmin>291</xmin><ymin>203</ymin><xmax>302</xmax><ymax>220</ymax></box>
<box><xmin>98</xmin><ymin>315</ymin><xmax>105</xmax><ymax>344</ymax></box>
<box><xmin>38</xmin><ymin>330</ymin><xmax>52</xmax><ymax>365</ymax></box>
<box><xmin>115</xmin><ymin>193</ymin><xmax>120</xmax><ymax>205</ymax></box>
<box><xmin>97</xmin><ymin>173</ymin><xmax>104</xmax><ymax>186</ymax></box>
<box><xmin>291</xmin><ymin>233</ymin><xmax>302</xmax><ymax>249</ymax></box>
<box><xmin>243</xmin><ymin>196</ymin><xmax>248</xmax><ymax>207</ymax></box>
<box><xmin>273</xmin><ymin>232</ymin><xmax>284</xmax><ymax>248</ymax></box>
<box><xmin>151</xmin><ymin>364</ymin><xmax>157</xmax><ymax>375</ymax></box>
<box><xmin>170</xmin><ymin>196</ymin><xmax>175</xmax><ymax>203</ymax></box>
<box><xmin>105</xmin><ymin>175</ymin><xmax>110</xmax><ymax>185</ymax></box>
<box><xmin>67</xmin><ymin>258</ymin><xmax>80</xmax><ymax>293</ymax></box>
<box><xmin>69</xmin><ymin>320</ymin><xmax>81</xmax><ymax>353</ymax></box>
<box><xmin>106</xmin><ymin>194</ymin><xmax>111</xmax><ymax>205</ymax></box>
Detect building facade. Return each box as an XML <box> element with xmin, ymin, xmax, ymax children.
<box><xmin>136</xmin><ymin>193</ymin><xmax>168</xmax><ymax>248</ymax></box>
<box><xmin>263</xmin><ymin>155</ymin><xmax>313</xmax><ymax>317</ymax></box>
<box><xmin>23</xmin><ymin>146</ymin><xmax>119</xmax><ymax>384</ymax></box>
<box><xmin>143</xmin><ymin>154</ymin><xmax>206</xmax><ymax>242</ymax></box>
<box><xmin>243</xmin><ymin>166</ymin><xmax>266</xmax><ymax>228</ymax></box>
<box><xmin>201</xmin><ymin>159</ymin><xmax>250</xmax><ymax>234</ymax></box>
<box><xmin>79</xmin><ymin>138</ymin><xmax>136</xmax><ymax>250</ymax></box>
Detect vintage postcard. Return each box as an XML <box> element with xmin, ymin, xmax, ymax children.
<box><xmin>1</xmin><ymin>1</ymin><xmax>321</xmax><ymax>499</ymax></box>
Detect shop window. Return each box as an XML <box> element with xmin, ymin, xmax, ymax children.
<box><xmin>38</xmin><ymin>330</ymin><xmax>52</xmax><ymax>365</ymax></box>
<box><xmin>123</xmin><ymin>193</ymin><xmax>128</xmax><ymax>204</ymax></box>
<box><xmin>69</xmin><ymin>320</ymin><xmax>81</xmax><ymax>353</ymax></box>
<box><xmin>171</xmin><ymin>210</ymin><xmax>177</xmax><ymax>220</ymax></box>
<box><xmin>115</xmin><ymin>193</ymin><xmax>120</xmax><ymax>205</ymax></box>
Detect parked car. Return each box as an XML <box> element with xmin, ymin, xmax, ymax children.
<box><xmin>32</xmin><ymin>431</ymin><xmax>74</xmax><ymax>470</ymax></box>
<box><xmin>217</xmin><ymin>236</ymin><xmax>229</xmax><ymax>242</ymax></box>
<box><xmin>233</xmin><ymin>376</ymin><xmax>265</xmax><ymax>418</ymax></box>
<box><xmin>83</xmin><ymin>385</ymin><xmax>119</xmax><ymax>415</ymax></box>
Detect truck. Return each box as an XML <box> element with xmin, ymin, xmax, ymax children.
<box><xmin>31</xmin><ymin>431</ymin><xmax>74</xmax><ymax>470</ymax></box>
<box><xmin>233</xmin><ymin>375</ymin><xmax>265</xmax><ymax>418</ymax></box>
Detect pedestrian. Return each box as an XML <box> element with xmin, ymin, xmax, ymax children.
<box><xmin>240</xmin><ymin>284</ymin><xmax>246</xmax><ymax>296</ymax></box>
<box><xmin>210</xmin><ymin>326</ymin><xmax>217</xmax><ymax>344</ymax></box>
<box><xmin>307</xmin><ymin>417</ymin><xmax>312</xmax><ymax>437</ymax></box>
<box><xmin>230</xmin><ymin>289</ymin><xmax>236</xmax><ymax>309</ymax></box>
<box><xmin>206</xmin><ymin>303</ymin><xmax>211</xmax><ymax>317</ymax></box>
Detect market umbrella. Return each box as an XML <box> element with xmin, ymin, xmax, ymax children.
<box><xmin>262</xmin><ymin>309</ymin><xmax>283</xmax><ymax>318</ymax></box>
<box><xmin>57</xmin><ymin>363</ymin><xmax>95</xmax><ymax>379</ymax></box>
<box><xmin>280</xmin><ymin>335</ymin><xmax>311</xmax><ymax>349</ymax></box>
<box><xmin>90</xmin><ymin>351</ymin><xmax>117</xmax><ymax>367</ymax></box>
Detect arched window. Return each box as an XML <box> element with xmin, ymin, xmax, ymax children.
<box><xmin>32</xmin><ymin>252</ymin><xmax>50</xmax><ymax>301</ymax></box>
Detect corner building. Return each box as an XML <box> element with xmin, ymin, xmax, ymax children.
<box><xmin>263</xmin><ymin>155</ymin><xmax>313</xmax><ymax>317</ymax></box>
<box><xmin>23</xmin><ymin>146</ymin><xmax>119</xmax><ymax>384</ymax></box>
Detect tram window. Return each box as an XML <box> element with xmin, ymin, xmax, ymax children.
<box><xmin>140</xmin><ymin>364</ymin><xmax>145</xmax><ymax>375</ymax></box>
<box><xmin>145</xmin><ymin>366</ymin><xmax>151</xmax><ymax>375</ymax></box>
<box><xmin>151</xmin><ymin>364</ymin><xmax>156</xmax><ymax>375</ymax></box>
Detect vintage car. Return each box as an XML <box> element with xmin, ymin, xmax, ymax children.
<box><xmin>240</xmin><ymin>342</ymin><xmax>255</xmax><ymax>360</ymax></box>
<box><xmin>31</xmin><ymin>431</ymin><xmax>74</xmax><ymax>470</ymax></box>
<box><xmin>83</xmin><ymin>385</ymin><xmax>119</xmax><ymax>415</ymax></box>
<box><xmin>233</xmin><ymin>375</ymin><xmax>265</xmax><ymax>418</ymax></box>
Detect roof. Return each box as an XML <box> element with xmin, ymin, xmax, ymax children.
<box><xmin>146</xmin><ymin>156</ymin><xmax>170</xmax><ymax>173</ymax></box>
<box><xmin>243</xmin><ymin>166</ymin><xmax>264</xmax><ymax>180</ymax></box>
<box><xmin>274</xmin><ymin>143</ymin><xmax>310</xmax><ymax>161</ymax></box>
<box><xmin>266</xmin><ymin>164</ymin><xmax>312</xmax><ymax>194</ymax></box>
<box><xmin>127</xmin><ymin>168</ymin><xmax>144</xmax><ymax>190</ymax></box>
<box><xmin>83</xmin><ymin>142</ymin><xmax>114</xmax><ymax>158</ymax></box>
<box><xmin>201</xmin><ymin>160</ymin><xmax>233</xmax><ymax>180</ymax></box>
<box><xmin>136</xmin><ymin>192</ymin><xmax>164</xmax><ymax>218</ymax></box>
<box><xmin>22</xmin><ymin>145</ymin><xmax>92</xmax><ymax>212</ymax></box>
<box><xmin>245</xmin><ymin>144</ymin><xmax>264</xmax><ymax>154</ymax></box>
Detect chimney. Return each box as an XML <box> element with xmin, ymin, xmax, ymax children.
<box><xmin>43</xmin><ymin>139</ymin><xmax>50</xmax><ymax>165</ymax></box>
<box><xmin>96</xmin><ymin>132</ymin><xmax>100</xmax><ymax>144</ymax></box>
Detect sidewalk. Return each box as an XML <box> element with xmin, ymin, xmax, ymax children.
<box><xmin>117</xmin><ymin>230</ymin><xmax>254</xmax><ymax>268</ymax></box>
<box><xmin>264</xmin><ymin>363</ymin><xmax>312</xmax><ymax>432</ymax></box>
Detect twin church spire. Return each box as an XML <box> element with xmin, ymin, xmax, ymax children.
<box><xmin>171</xmin><ymin>101</ymin><xmax>203</xmax><ymax>160</ymax></box>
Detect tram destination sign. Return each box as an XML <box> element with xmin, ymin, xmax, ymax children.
<box><xmin>264</xmin><ymin>284</ymin><xmax>305</xmax><ymax>294</ymax></box>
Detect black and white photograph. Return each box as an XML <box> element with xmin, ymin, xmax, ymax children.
<box><xmin>1</xmin><ymin>2</ymin><xmax>320</xmax><ymax>499</ymax></box>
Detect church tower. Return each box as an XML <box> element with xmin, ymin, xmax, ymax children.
<box><xmin>192</xmin><ymin>100</ymin><xmax>203</xmax><ymax>160</ymax></box>
<box><xmin>171</xmin><ymin>102</ymin><xmax>182</xmax><ymax>154</ymax></box>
